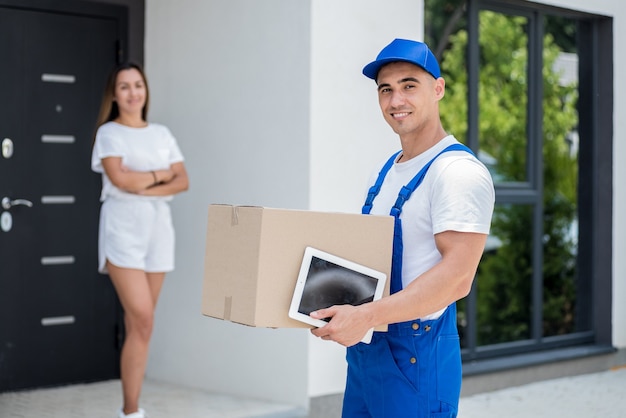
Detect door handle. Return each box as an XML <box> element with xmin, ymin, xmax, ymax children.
<box><xmin>2</xmin><ymin>197</ymin><xmax>34</xmax><ymax>210</ymax></box>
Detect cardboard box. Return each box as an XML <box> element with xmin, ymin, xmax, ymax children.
<box><xmin>201</xmin><ymin>204</ymin><xmax>394</xmax><ymax>328</ymax></box>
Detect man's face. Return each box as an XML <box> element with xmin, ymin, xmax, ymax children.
<box><xmin>376</xmin><ymin>62</ymin><xmax>443</xmax><ymax>138</ymax></box>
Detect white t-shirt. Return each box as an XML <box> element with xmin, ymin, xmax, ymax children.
<box><xmin>91</xmin><ymin>121</ymin><xmax>184</xmax><ymax>202</ymax></box>
<box><xmin>366</xmin><ymin>135</ymin><xmax>495</xmax><ymax>319</ymax></box>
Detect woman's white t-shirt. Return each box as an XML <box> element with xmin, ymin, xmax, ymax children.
<box><xmin>91</xmin><ymin>121</ymin><xmax>184</xmax><ymax>202</ymax></box>
<box><xmin>366</xmin><ymin>135</ymin><xmax>495</xmax><ymax>320</ymax></box>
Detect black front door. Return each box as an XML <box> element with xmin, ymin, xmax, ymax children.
<box><xmin>0</xmin><ymin>2</ymin><xmax>126</xmax><ymax>391</ymax></box>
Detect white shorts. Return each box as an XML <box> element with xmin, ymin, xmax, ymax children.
<box><xmin>98</xmin><ymin>198</ymin><xmax>175</xmax><ymax>274</ymax></box>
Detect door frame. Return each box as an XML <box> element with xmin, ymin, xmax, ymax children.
<box><xmin>0</xmin><ymin>0</ymin><xmax>141</xmax><ymax>392</ymax></box>
<box><xmin>0</xmin><ymin>0</ymin><xmax>143</xmax><ymax>65</ymax></box>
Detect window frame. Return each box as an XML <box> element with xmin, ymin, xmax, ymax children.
<box><xmin>460</xmin><ymin>0</ymin><xmax>614</xmax><ymax>370</ymax></box>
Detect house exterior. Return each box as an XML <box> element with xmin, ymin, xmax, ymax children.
<box><xmin>1</xmin><ymin>0</ymin><xmax>624</xmax><ymax>414</ymax></box>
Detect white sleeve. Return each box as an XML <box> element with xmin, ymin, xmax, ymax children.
<box><xmin>164</xmin><ymin>126</ymin><xmax>184</xmax><ymax>164</ymax></box>
<box><xmin>91</xmin><ymin>125</ymin><xmax>125</xmax><ymax>173</ymax></box>
<box><xmin>431</xmin><ymin>157</ymin><xmax>495</xmax><ymax>234</ymax></box>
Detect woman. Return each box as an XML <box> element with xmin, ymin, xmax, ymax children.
<box><xmin>91</xmin><ymin>63</ymin><xmax>189</xmax><ymax>418</ymax></box>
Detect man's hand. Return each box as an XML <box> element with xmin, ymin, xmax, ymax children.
<box><xmin>310</xmin><ymin>304</ymin><xmax>373</xmax><ymax>347</ymax></box>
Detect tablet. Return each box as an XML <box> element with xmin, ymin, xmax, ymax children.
<box><xmin>288</xmin><ymin>246</ymin><xmax>387</xmax><ymax>344</ymax></box>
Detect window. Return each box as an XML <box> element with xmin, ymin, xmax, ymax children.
<box><xmin>425</xmin><ymin>0</ymin><xmax>613</xmax><ymax>365</ymax></box>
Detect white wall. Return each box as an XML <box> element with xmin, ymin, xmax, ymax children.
<box><xmin>612</xmin><ymin>8</ymin><xmax>626</xmax><ymax>349</ymax></box>
<box><xmin>144</xmin><ymin>0</ymin><xmax>312</xmax><ymax>408</ymax></box>
<box><xmin>142</xmin><ymin>0</ymin><xmax>626</xmax><ymax>409</ymax></box>
<box><xmin>307</xmin><ymin>0</ymin><xmax>424</xmax><ymax>397</ymax></box>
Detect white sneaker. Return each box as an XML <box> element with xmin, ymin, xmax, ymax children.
<box><xmin>118</xmin><ymin>407</ymin><xmax>147</xmax><ymax>418</ymax></box>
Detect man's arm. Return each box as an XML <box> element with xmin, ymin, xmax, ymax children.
<box><xmin>310</xmin><ymin>230</ymin><xmax>487</xmax><ymax>347</ymax></box>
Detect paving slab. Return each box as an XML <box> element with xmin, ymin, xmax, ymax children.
<box><xmin>459</xmin><ymin>366</ymin><xmax>626</xmax><ymax>418</ymax></box>
<box><xmin>1</xmin><ymin>367</ymin><xmax>625</xmax><ymax>417</ymax></box>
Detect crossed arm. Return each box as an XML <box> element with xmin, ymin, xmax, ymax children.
<box><xmin>310</xmin><ymin>230</ymin><xmax>488</xmax><ymax>347</ymax></box>
<box><xmin>101</xmin><ymin>156</ymin><xmax>189</xmax><ymax>196</ymax></box>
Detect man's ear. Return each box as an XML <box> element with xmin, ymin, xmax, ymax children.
<box><xmin>434</xmin><ymin>77</ymin><xmax>446</xmax><ymax>100</ymax></box>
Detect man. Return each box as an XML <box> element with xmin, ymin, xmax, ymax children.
<box><xmin>310</xmin><ymin>39</ymin><xmax>495</xmax><ymax>417</ymax></box>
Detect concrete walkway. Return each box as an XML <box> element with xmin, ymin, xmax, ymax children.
<box><xmin>459</xmin><ymin>366</ymin><xmax>626</xmax><ymax>418</ymax></box>
<box><xmin>0</xmin><ymin>379</ymin><xmax>303</xmax><ymax>418</ymax></box>
<box><xmin>1</xmin><ymin>366</ymin><xmax>625</xmax><ymax>417</ymax></box>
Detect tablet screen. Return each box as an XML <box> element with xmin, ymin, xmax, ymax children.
<box><xmin>288</xmin><ymin>247</ymin><xmax>387</xmax><ymax>343</ymax></box>
<box><xmin>297</xmin><ymin>255</ymin><xmax>379</xmax><ymax>320</ymax></box>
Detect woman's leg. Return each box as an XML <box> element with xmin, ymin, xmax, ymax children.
<box><xmin>146</xmin><ymin>271</ymin><xmax>166</xmax><ymax>307</ymax></box>
<box><xmin>107</xmin><ymin>261</ymin><xmax>165</xmax><ymax>415</ymax></box>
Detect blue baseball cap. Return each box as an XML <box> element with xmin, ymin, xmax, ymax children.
<box><xmin>362</xmin><ymin>38</ymin><xmax>441</xmax><ymax>80</ymax></box>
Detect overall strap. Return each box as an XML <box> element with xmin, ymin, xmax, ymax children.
<box><xmin>392</xmin><ymin>143</ymin><xmax>474</xmax><ymax>214</ymax></box>
<box><xmin>362</xmin><ymin>143</ymin><xmax>473</xmax><ymax>215</ymax></box>
<box><xmin>362</xmin><ymin>150</ymin><xmax>402</xmax><ymax>215</ymax></box>
<box><xmin>361</xmin><ymin>143</ymin><xmax>474</xmax><ymax>294</ymax></box>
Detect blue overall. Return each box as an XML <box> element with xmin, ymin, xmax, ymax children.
<box><xmin>342</xmin><ymin>144</ymin><xmax>473</xmax><ymax>418</ymax></box>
